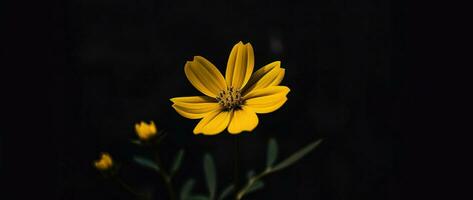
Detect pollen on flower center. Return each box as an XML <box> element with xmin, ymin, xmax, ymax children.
<box><xmin>216</xmin><ymin>86</ymin><xmax>243</xmax><ymax>110</ymax></box>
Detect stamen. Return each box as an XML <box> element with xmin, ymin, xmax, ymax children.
<box><xmin>216</xmin><ymin>86</ymin><xmax>243</xmax><ymax>110</ymax></box>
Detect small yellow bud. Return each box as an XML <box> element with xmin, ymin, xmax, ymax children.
<box><xmin>135</xmin><ymin>121</ymin><xmax>157</xmax><ymax>141</ymax></box>
<box><xmin>94</xmin><ymin>152</ymin><xmax>113</xmax><ymax>171</ymax></box>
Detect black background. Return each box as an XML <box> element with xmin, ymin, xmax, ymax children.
<box><xmin>2</xmin><ymin>0</ymin><xmax>409</xmax><ymax>199</ymax></box>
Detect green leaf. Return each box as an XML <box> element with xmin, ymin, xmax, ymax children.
<box><xmin>130</xmin><ymin>140</ymin><xmax>142</xmax><ymax>145</ymax></box>
<box><xmin>266</xmin><ymin>138</ymin><xmax>278</xmax><ymax>168</ymax></box>
<box><xmin>133</xmin><ymin>156</ymin><xmax>159</xmax><ymax>172</ymax></box>
<box><xmin>272</xmin><ymin>139</ymin><xmax>323</xmax><ymax>172</ymax></box>
<box><xmin>187</xmin><ymin>195</ymin><xmax>209</xmax><ymax>200</ymax></box>
<box><xmin>156</xmin><ymin>131</ymin><xmax>169</xmax><ymax>142</ymax></box>
<box><xmin>171</xmin><ymin>149</ymin><xmax>185</xmax><ymax>176</ymax></box>
<box><xmin>204</xmin><ymin>154</ymin><xmax>216</xmax><ymax>200</ymax></box>
<box><xmin>246</xmin><ymin>180</ymin><xmax>264</xmax><ymax>194</ymax></box>
<box><xmin>180</xmin><ymin>179</ymin><xmax>195</xmax><ymax>200</ymax></box>
<box><xmin>246</xmin><ymin>170</ymin><xmax>255</xmax><ymax>180</ymax></box>
<box><xmin>217</xmin><ymin>184</ymin><xmax>235</xmax><ymax>200</ymax></box>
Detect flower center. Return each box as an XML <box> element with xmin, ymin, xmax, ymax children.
<box><xmin>216</xmin><ymin>86</ymin><xmax>243</xmax><ymax>110</ymax></box>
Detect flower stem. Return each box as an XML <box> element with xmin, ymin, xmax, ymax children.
<box><xmin>114</xmin><ymin>176</ymin><xmax>148</xmax><ymax>199</ymax></box>
<box><xmin>154</xmin><ymin>145</ymin><xmax>177</xmax><ymax>200</ymax></box>
<box><xmin>163</xmin><ymin>176</ymin><xmax>176</xmax><ymax>200</ymax></box>
<box><xmin>235</xmin><ymin>169</ymin><xmax>272</xmax><ymax>200</ymax></box>
<box><xmin>234</xmin><ymin>136</ymin><xmax>240</xmax><ymax>198</ymax></box>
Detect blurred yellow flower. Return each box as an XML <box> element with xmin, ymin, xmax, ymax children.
<box><xmin>171</xmin><ymin>41</ymin><xmax>290</xmax><ymax>135</ymax></box>
<box><xmin>135</xmin><ymin>121</ymin><xmax>157</xmax><ymax>141</ymax></box>
<box><xmin>94</xmin><ymin>152</ymin><xmax>113</xmax><ymax>171</ymax></box>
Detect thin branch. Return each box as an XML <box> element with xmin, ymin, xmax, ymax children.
<box><xmin>154</xmin><ymin>145</ymin><xmax>177</xmax><ymax>200</ymax></box>
<box><xmin>235</xmin><ymin>169</ymin><xmax>273</xmax><ymax>200</ymax></box>
<box><xmin>114</xmin><ymin>176</ymin><xmax>149</xmax><ymax>199</ymax></box>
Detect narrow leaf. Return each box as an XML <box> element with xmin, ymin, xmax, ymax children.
<box><xmin>217</xmin><ymin>184</ymin><xmax>235</xmax><ymax>200</ymax></box>
<box><xmin>246</xmin><ymin>181</ymin><xmax>264</xmax><ymax>194</ymax></box>
<box><xmin>133</xmin><ymin>156</ymin><xmax>159</xmax><ymax>172</ymax></box>
<box><xmin>130</xmin><ymin>140</ymin><xmax>142</xmax><ymax>145</ymax></box>
<box><xmin>272</xmin><ymin>139</ymin><xmax>323</xmax><ymax>172</ymax></box>
<box><xmin>204</xmin><ymin>154</ymin><xmax>216</xmax><ymax>200</ymax></box>
<box><xmin>187</xmin><ymin>195</ymin><xmax>209</xmax><ymax>200</ymax></box>
<box><xmin>180</xmin><ymin>179</ymin><xmax>195</xmax><ymax>200</ymax></box>
<box><xmin>266</xmin><ymin>138</ymin><xmax>278</xmax><ymax>168</ymax></box>
<box><xmin>171</xmin><ymin>149</ymin><xmax>185</xmax><ymax>176</ymax></box>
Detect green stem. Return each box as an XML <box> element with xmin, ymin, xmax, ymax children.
<box><xmin>114</xmin><ymin>176</ymin><xmax>148</xmax><ymax>199</ymax></box>
<box><xmin>154</xmin><ymin>145</ymin><xmax>177</xmax><ymax>200</ymax></box>
<box><xmin>233</xmin><ymin>136</ymin><xmax>240</xmax><ymax>198</ymax></box>
<box><xmin>163</xmin><ymin>176</ymin><xmax>177</xmax><ymax>200</ymax></box>
<box><xmin>235</xmin><ymin>169</ymin><xmax>273</xmax><ymax>200</ymax></box>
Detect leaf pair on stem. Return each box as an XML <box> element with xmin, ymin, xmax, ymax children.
<box><xmin>178</xmin><ymin>138</ymin><xmax>323</xmax><ymax>200</ymax></box>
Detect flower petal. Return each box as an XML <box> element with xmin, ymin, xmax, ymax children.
<box><xmin>227</xmin><ymin>106</ymin><xmax>259</xmax><ymax>134</ymax></box>
<box><xmin>171</xmin><ymin>96</ymin><xmax>221</xmax><ymax>119</ymax></box>
<box><xmin>193</xmin><ymin>110</ymin><xmax>232</xmax><ymax>135</ymax></box>
<box><xmin>246</xmin><ymin>97</ymin><xmax>288</xmax><ymax>114</ymax></box>
<box><xmin>243</xmin><ymin>61</ymin><xmax>280</xmax><ymax>88</ymax></box>
<box><xmin>244</xmin><ymin>86</ymin><xmax>290</xmax><ymax>114</ymax></box>
<box><xmin>185</xmin><ymin>56</ymin><xmax>226</xmax><ymax>97</ymax></box>
<box><xmin>243</xmin><ymin>61</ymin><xmax>285</xmax><ymax>95</ymax></box>
<box><xmin>225</xmin><ymin>42</ymin><xmax>254</xmax><ymax>90</ymax></box>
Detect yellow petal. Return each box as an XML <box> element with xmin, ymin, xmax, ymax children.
<box><xmin>103</xmin><ymin>154</ymin><xmax>112</xmax><ymax>165</ymax></box>
<box><xmin>243</xmin><ymin>86</ymin><xmax>290</xmax><ymax>99</ymax></box>
<box><xmin>244</xmin><ymin>86</ymin><xmax>290</xmax><ymax>114</ymax></box>
<box><xmin>272</xmin><ymin>68</ymin><xmax>285</xmax><ymax>86</ymax></box>
<box><xmin>171</xmin><ymin>96</ymin><xmax>216</xmax><ymax>104</ymax></box>
<box><xmin>227</xmin><ymin>106</ymin><xmax>259</xmax><ymax>134</ymax></box>
<box><xmin>171</xmin><ymin>96</ymin><xmax>221</xmax><ymax>119</ymax></box>
<box><xmin>95</xmin><ymin>153</ymin><xmax>113</xmax><ymax>170</ymax></box>
<box><xmin>185</xmin><ymin>56</ymin><xmax>226</xmax><ymax>97</ymax></box>
<box><xmin>225</xmin><ymin>42</ymin><xmax>254</xmax><ymax>90</ymax></box>
<box><xmin>148</xmin><ymin>121</ymin><xmax>157</xmax><ymax>133</ymax></box>
<box><xmin>247</xmin><ymin>97</ymin><xmax>288</xmax><ymax>113</ymax></box>
<box><xmin>243</xmin><ymin>61</ymin><xmax>280</xmax><ymax>90</ymax></box>
<box><xmin>243</xmin><ymin>63</ymin><xmax>285</xmax><ymax>94</ymax></box>
<box><xmin>194</xmin><ymin>110</ymin><xmax>232</xmax><ymax>135</ymax></box>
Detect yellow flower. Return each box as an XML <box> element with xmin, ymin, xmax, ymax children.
<box><xmin>94</xmin><ymin>152</ymin><xmax>113</xmax><ymax>171</ymax></box>
<box><xmin>135</xmin><ymin>121</ymin><xmax>157</xmax><ymax>141</ymax></box>
<box><xmin>170</xmin><ymin>41</ymin><xmax>290</xmax><ymax>135</ymax></box>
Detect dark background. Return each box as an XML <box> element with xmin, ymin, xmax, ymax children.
<box><xmin>3</xmin><ymin>0</ymin><xmax>407</xmax><ymax>199</ymax></box>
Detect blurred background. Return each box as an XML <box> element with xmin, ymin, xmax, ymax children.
<box><xmin>3</xmin><ymin>0</ymin><xmax>405</xmax><ymax>199</ymax></box>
